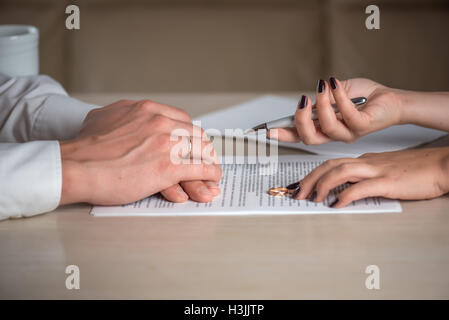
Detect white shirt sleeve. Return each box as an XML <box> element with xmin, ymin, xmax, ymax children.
<box><xmin>0</xmin><ymin>73</ymin><xmax>99</xmax><ymax>220</ymax></box>
<box><xmin>0</xmin><ymin>141</ymin><xmax>62</xmax><ymax>220</ymax></box>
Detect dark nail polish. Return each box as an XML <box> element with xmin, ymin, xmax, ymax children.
<box><xmin>309</xmin><ymin>190</ymin><xmax>317</xmax><ymax>201</ymax></box>
<box><xmin>317</xmin><ymin>79</ymin><xmax>325</xmax><ymax>93</ymax></box>
<box><xmin>329</xmin><ymin>198</ymin><xmax>338</xmax><ymax>208</ymax></box>
<box><xmin>292</xmin><ymin>186</ymin><xmax>301</xmax><ymax>199</ymax></box>
<box><xmin>298</xmin><ymin>95</ymin><xmax>307</xmax><ymax>109</ymax></box>
<box><xmin>286</xmin><ymin>181</ymin><xmax>300</xmax><ymax>190</ymax></box>
<box><xmin>329</xmin><ymin>77</ymin><xmax>337</xmax><ymax>89</ymax></box>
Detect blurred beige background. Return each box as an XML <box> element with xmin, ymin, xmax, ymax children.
<box><xmin>1</xmin><ymin>0</ymin><xmax>448</xmax><ymax>94</ymax></box>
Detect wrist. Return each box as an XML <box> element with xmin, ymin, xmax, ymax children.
<box><xmin>394</xmin><ymin>88</ymin><xmax>424</xmax><ymax>125</ymax></box>
<box><xmin>438</xmin><ymin>147</ymin><xmax>449</xmax><ymax>195</ymax></box>
<box><xmin>59</xmin><ymin>139</ymin><xmax>89</xmax><ymax>205</ymax></box>
<box><xmin>387</xmin><ymin>88</ymin><xmax>408</xmax><ymax>125</ymax></box>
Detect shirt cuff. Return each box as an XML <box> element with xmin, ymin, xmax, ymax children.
<box><xmin>32</xmin><ymin>94</ymin><xmax>99</xmax><ymax>141</ymax></box>
<box><xmin>0</xmin><ymin>141</ymin><xmax>62</xmax><ymax>220</ymax></box>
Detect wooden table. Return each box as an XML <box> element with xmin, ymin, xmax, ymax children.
<box><xmin>1</xmin><ymin>93</ymin><xmax>448</xmax><ymax>299</ymax></box>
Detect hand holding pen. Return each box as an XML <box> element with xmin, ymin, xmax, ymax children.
<box><xmin>267</xmin><ymin>77</ymin><xmax>404</xmax><ymax>145</ymax></box>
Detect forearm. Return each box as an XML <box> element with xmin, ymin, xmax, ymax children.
<box><xmin>398</xmin><ymin>89</ymin><xmax>449</xmax><ymax>131</ymax></box>
<box><xmin>0</xmin><ymin>73</ymin><xmax>98</xmax><ymax>142</ymax></box>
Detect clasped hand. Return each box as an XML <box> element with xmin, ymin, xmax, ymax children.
<box><xmin>59</xmin><ymin>99</ymin><xmax>222</xmax><ymax>206</ymax></box>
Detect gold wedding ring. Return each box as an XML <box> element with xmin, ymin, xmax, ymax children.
<box><xmin>187</xmin><ymin>136</ymin><xmax>192</xmax><ymax>157</ymax></box>
<box><xmin>268</xmin><ymin>187</ymin><xmax>289</xmax><ymax>197</ymax></box>
<box><xmin>180</xmin><ymin>136</ymin><xmax>192</xmax><ymax>159</ymax></box>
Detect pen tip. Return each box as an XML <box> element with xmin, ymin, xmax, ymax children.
<box><xmin>250</xmin><ymin>124</ymin><xmax>267</xmax><ymax>132</ymax></box>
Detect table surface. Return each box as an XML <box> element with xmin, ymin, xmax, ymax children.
<box><xmin>1</xmin><ymin>92</ymin><xmax>448</xmax><ymax>299</ymax></box>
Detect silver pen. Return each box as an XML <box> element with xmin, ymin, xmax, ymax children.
<box><xmin>250</xmin><ymin>96</ymin><xmax>367</xmax><ymax>132</ymax></box>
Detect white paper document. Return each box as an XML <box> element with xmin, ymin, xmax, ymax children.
<box><xmin>91</xmin><ymin>156</ymin><xmax>401</xmax><ymax>217</ymax></box>
<box><xmin>194</xmin><ymin>95</ymin><xmax>447</xmax><ymax>157</ymax></box>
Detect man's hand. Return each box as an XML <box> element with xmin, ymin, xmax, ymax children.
<box><xmin>59</xmin><ymin>99</ymin><xmax>222</xmax><ymax>206</ymax></box>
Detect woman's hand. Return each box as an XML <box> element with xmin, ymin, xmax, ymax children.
<box><xmin>291</xmin><ymin>147</ymin><xmax>449</xmax><ymax>208</ymax></box>
<box><xmin>269</xmin><ymin>78</ymin><xmax>404</xmax><ymax>144</ymax></box>
<box><xmin>59</xmin><ymin>99</ymin><xmax>222</xmax><ymax>206</ymax></box>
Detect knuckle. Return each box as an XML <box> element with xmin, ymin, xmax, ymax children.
<box><xmin>178</xmin><ymin>109</ymin><xmax>191</xmax><ymax>122</ymax></box>
<box><xmin>301</xmin><ymin>135</ymin><xmax>315</xmax><ymax>145</ymax></box>
<box><xmin>138</xmin><ymin>100</ymin><xmax>156</xmax><ymax>112</ymax></box>
<box><xmin>118</xmin><ymin>99</ymin><xmax>132</xmax><ymax>105</ymax></box>
<box><xmin>167</xmin><ymin>105</ymin><xmax>191</xmax><ymax>122</ymax></box>
<box><xmin>151</xmin><ymin>114</ymin><xmax>172</xmax><ymax>128</ymax></box>
<box><xmin>320</xmin><ymin>123</ymin><xmax>337</xmax><ymax>137</ymax></box>
<box><xmin>315</xmin><ymin>179</ymin><xmax>329</xmax><ymax>194</ymax></box>
<box><xmin>141</xmin><ymin>99</ymin><xmax>154</xmax><ymax>105</ymax></box>
<box><xmin>155</xmin><ymin>134</ymin><xmax>172</xmax><ymax>149</ymax></box>
<box><xmin>337</xmin><ymin>163</ymin><xmax>353</xmax><ymax>174</ymax></box>
<box><xmin>324</xmin><ymin>159</ymin><xmax>337</xmax><ymax>167</ymax></box>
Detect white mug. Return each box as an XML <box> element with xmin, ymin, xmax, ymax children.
<box><xmin>0</xmin><ymin>25</ymin><xmax>39</xmax><ymax>76</ymax></box>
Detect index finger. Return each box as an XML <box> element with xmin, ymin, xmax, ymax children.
<box><xmin>296</xmin><ymin>157</ymin><xmax>357</xmax><ymax>200</ymax></box>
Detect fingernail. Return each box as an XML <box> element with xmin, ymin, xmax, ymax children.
<box><xmin>317</xmin><ymin>79</ymin><xmax>325</xmax><ymax>93</ymax></box>
<box><xmin>205</xmin><ymin>181</ymin><xmax>219</xmax><ymax>189</ymax></box>
<box><xmin>176</xmin><ymin>185</ymin><xmax>188</xmax><ymax>200</ymax></box>
<box><xmin>329</xmin><ymin>77</ymin><xmax>337</xmax><ymax>89</ymax></box>
<box><xmin>198</xmin><ymin>186</ymin><xmax>212</xmax><ymax>196</ymax></box>
<box><xmin>292</xmin><ymin>186</ymin><xmax>301</xmax><ymax>199</ymax></box>
<box><xmin>329</xmin><ymin>198</ymin><xmax>338</xmax><ymax>208</ymax></box>
<box><xmin>205</xmin><ymin>181</ymin><xmax>220</xmax><ymax>195</ymax></box>
<box><xmin>309</xmin><ymin>190</ymin><xmax>317</xmax><ymax>202</ymax></box>
<box><xmin>298</xmin><ymin>95</ymin><xmax>307</xmax><ymax>109</ymax></box>
<box><xmin>286</xmin><ymin>181</ymin><xmax>300</xmax><ymax>190</ymax></box>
